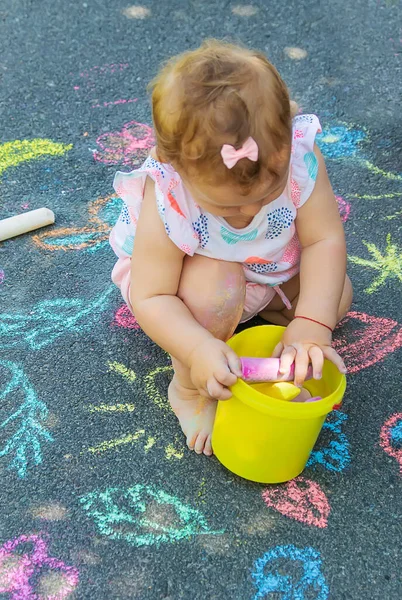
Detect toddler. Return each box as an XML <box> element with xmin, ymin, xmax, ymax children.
<box><xmin>110</xmin><ymin>40</ymin><xmax>352</xmax><ymax>457</ymax></box>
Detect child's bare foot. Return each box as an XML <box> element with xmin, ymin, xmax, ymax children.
<box><xmin>168</xmin><ymin>377</ymin><xmax>217</xmax><ymax>456</ymax></box>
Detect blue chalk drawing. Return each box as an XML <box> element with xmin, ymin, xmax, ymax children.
<box><xmin>391</xmin><ymin>420</ymin><xmax>402</xmax><ymax>444</ymax></box>
<box><xmin>307</xmin><ymin>411</ymin><xmax>350</xmax><ymax>472</ymax></box>
<box><xmin>80</xmin><ymin>484</ymin><xmax>223</xmax><ymax>547</ymax></box>
<box><xmin>0</xmin><ymin>287</ymin><xmax>114</xmax><ymax>351</ymax></box>
<box><xmin>0</xmin><ymin>360</ymin><xmax>53</xmax><ymax>478</ymax></box>
<box><xmin>316</xmin><ymin>125</ymin><xmax>366</xmax><ymax>159</ymax></box>
<box><xmin>252</xmin><ymin>544</ymin><xmax>329</xmax><ymax>600</ymax></box>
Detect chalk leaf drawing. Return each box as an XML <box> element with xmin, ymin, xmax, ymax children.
<box><xmin>79</xmin><ymin>484</ymin><xmax>222</xmax><ymax>547</ymax></box>
<box><xmin>93</xmin><ymin>121</ymin><xmax>155</xmax><ymax>168</ymax></box>
<box><xmin>0</xmin><ymin>139</ymin><xmax>72</xmax><ymax>180</ymax></box>
<box><xmin>0</xmin><ymin>534</ymin><xmax>79</xmax><ymax>599</ymax></box>
<box><xmin>0</xmin><ymin>360</ymin><xmax>53</xmax><ymax>478</ymax></box>
<box><xmin>307</xmin><ymin>411</ymin><xmax>350</xmax><ymax>473</ymax></box>
<box><xmin>262</xmin><ymin>477</ymin><xmax>330</xmax><ymax>528</ymax></box>
<box><xmin>380</xmin><ymin>413</ymin><xmax>402</xmax><ymax>474</ymax></box>
<box><xmin>0</xmin><ymin>286</ymin><xmax>114</xmax><ymax>351</ymax></box>
<box><xmin>32</xmin><ymin>194</ymin><xmax>121</xmax><ymax>253</ymax></box>
<box><xmin>252</xmin><ymin>544</ymin><xmax>329</xmax><ymax>600</ymax></box>
<box><xmin>348</xmin><ymin>234</ymin><xmax>402</xmax><ymax>293</ymax></box>
<box><xmin>333</xmin><ymin>311</ymin><xmax>402</xmax><ymax>374</ymax></box>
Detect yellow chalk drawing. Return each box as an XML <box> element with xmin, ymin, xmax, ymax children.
<box><xmin>384</xmin><ymin>210</ymin><xmax>402</xmax><ymax>221</ymax></box>
<box><xmin>87</xmin><ymin>403</ymin><xmax>135</xmax><ymax>413</ymax></box>
<box><xmin>144</xmin><ymin>436</ymin><xmax>156</xmax><ymax>451</ymax></box>
<box><xmin>108</xmin><ymin>361</ymin><xmax>137</xmax><ymax>383</ymax></box>
<box><xmin>0</xmin><ymin>139</ymin><xmax>72</xmax><ymax>180</ymax></box>
<box><xmin>348</xmin><ymin>234</ymin><xmax>402</xmax><ymax>293</ymax></box>
<box><xmin>143</xmin><ymin>365</ymin><xmax>173</xmax><ymax>411</ymax></box>
<box><xmin>86</xmin><ymin>430</ymin><xmax>145</xmax><ymax>454</ymax></box>
<box><xmin>359</xmin><ymin>159</ymin><xmax>402</xmax><ymax>182</ymax></box>
<box><xmin>346</xmin><ymin>192</ymin><xmax>402</xmax><ymax>200</ymax></box>
<box><xmin>165</xmin><ymin>444</ymin><xmax>184</xmax><ymax>460</ymax></box>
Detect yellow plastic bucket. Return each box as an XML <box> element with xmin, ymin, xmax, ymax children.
<box><xmin>212</xmin><ymin>325</ymin><xmax>346</xmax><ymax>483</ymax></box>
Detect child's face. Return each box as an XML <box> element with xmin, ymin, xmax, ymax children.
<box><xmin>183</xmin><ymin>167</ymin><xmax>289</xmax><ymax>218</ymax></box>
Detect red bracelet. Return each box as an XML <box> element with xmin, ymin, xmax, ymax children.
<box><xmin>294</xmin><ymin>315</ymin><xmax>333</xmax><ymax>333</ymax></box>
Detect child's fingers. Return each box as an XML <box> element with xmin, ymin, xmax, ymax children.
<box><xmin>225</xmin><ymin>349</ymin><xmax>243</xmax><ymax>378</ymax></box>
<box><xmin>308</xmin><ymin>346</ymin><xmax>324</xmax><ymax>379</ymax></box>
<box><xmin>323</xmin><ymin>347</ymin><xmax>347</xmax><ymax>374</ymax></box>
<box><xmin>294</xmin><ymin>346</ymin><xmax>310</xmax><ymax>387</ymax></box>
<box><xmin>207</xmin><ymin>377</ymin><xmax>232</xmax><ymax>400</ymax></box>
<box><xmin>214</xmin><ymin>364</ymin><xmax>237</xmax><ymax>387</ymax></box>
<box><xmin>271</xmin><ymin>342</ymin><xmax>284</xmax><ymax>359</ymax></box>
<box><xmin>279</xmin><ymin>345</ymin><xmax>296</xmax><ymax>374</ymax></box>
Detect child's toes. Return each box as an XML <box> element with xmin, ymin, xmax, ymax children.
<box><xmin>194</xmin><ymin>431</ymin><xmax>209</xmax><ymax>454</ymax></box>
<box><xmin>187</xmin><ymin>432</ymin><xmax>197</xmax><ymax>451</ymax></box>
<box><xmin>203</xmin><ymin>434</ymin><xmax>213</xmax><ymax>457</ymax></box>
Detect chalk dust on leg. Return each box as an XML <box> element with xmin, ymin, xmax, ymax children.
<box><xmin>168</xmin><ymin>377</ymin><xmax>217</xmax><ymax>456</ymax></box>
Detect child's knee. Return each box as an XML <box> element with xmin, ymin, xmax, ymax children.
<box><xmin>178</xmin><ymin>256</ymin><xmax>245</xmax><ymax>336</ymax></box>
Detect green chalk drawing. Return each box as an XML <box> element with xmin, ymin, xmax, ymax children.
<box><xmin>348</xmin><ymin>234</ymin><xmax>402</xmax><ymax>294</ymax></box>
<box><xmin>0</xmin><ymin>139</ymin><xmax>72</xmax><ymax>180</ymax></box>
<box><xmin>0</xmin><ymin>287</ymin><xmax>114</xmax><ymax>350</ymax></box>
<box><xmin>0</xmin><ymin>361</ymin><xmax>53</xmax><ymax>478</ymax></box>
<box><xmin>80</xmin><ymin>484</ymin><xmax>223</xmax><ymax>547</ymax></box>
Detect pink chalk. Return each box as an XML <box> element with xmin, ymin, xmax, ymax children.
<box><xmin>240</xmin><ymin>357</ymin><xmax>313</xmax><ymax>383</ymax></box>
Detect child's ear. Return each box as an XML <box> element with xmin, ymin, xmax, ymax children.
<box><xmin>290</xmin><ymin>100</ymin><xmax>299</xmax><ymax>118</ymax></box>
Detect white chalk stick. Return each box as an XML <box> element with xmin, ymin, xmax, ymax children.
<box><xmin>0</xmin><ymin>208</ymin><xmax>55</xmax><ymax>241</ymax></box>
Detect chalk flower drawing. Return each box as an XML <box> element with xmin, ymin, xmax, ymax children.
<box><xmin>307</xmin><ymin>411</ymin><xmax>350</xmax><ymax>472</ymax></box>
<box><xmin>0</xmin><ymin>286</ymin><xmax>114</xmax><ymax>351</ymax></box>
<box><xmin>316</xmin><ymin>124</ymin><xmax>366</xmax><ymax>158</ymax></box>
<box><xmin>0</xmin><ymin>534</ymin><xmax>79</xmax><ymax>599</ymax></box>
<box><xmin>380</xmin><ymin>413</ymin><xmax>402</xmax><ymax>474</ymax></box>
<box><xmin>262</xmin><ymin>477</ymin><xmax>331</xmax><ymax>528</ymax></box>
<box><xmin>32</xmin><ymin>194</ymin><xmax>121</xmax><ymax>253</ymax></box>
<box><xmin>252</xmin><ymin>544</ymin><xmax>329</xmax><ymax>600</ymax></box>
<box><xmin>348</xmin><ymin>233</ymin><xmax>402</xmax><ymax>293</ymax></box>
<box><xmin>94</xmin><ymin>121</ymin><xmax>155</xmax><ymax>168</ymax></box>
<box><xmin>80</xmin><ymin>484</ymin><xmax>222</xmax><ymax>547</ymax></box>
<box><xmin>0</xmin><ymin>361</ymin><xmax>53</xmax><ymax>478</ymax></box>
<box><xmin>0</xmin><ymin>139</ymin><xmax>72</xmax><ymax>180</ymax></box>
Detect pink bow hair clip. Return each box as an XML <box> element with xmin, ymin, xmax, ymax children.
<box><xmin>220</xmin><ymin>136</ymin><xmax>259</xmax><ymax>169</ymax></box>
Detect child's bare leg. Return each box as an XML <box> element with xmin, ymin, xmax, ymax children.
<box><xmin>168</xmin><ymin>255</ymin><xmax>245</xmax><ymax>456</ymax></box>
<box><xmin>259</xmin><ymin>274</ymin><xmax>353</xmax><ymax>325</ymax></box>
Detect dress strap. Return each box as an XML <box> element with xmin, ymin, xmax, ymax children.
<box><xmin>273</xmin><ymin>285</ymin><xmax>292</xmax><ymax>311</ymax></box>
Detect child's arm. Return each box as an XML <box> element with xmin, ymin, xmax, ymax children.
<box><xmin>275</xmin><ymin>144</ymin><xmax>348</xmax><ymax>385</ymax></box>
<box><xmin>129</xmin><ymin>177</ymin><xmax>241</xmax><ymax>398</ymax></box>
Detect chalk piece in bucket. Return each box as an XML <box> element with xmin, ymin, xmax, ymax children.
<box><xmin>0</xmin><ymin>208</ymin><xmax>55</xmax><ymax>241</ymax></box>
<box><xmin>240</xmin><ymin>357</ymin><xmax>313</xmax><ymax>383</ymax></box>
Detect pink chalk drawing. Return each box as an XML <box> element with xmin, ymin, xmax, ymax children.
<box><xmin>262</xmin><ymin>477</ymin><xmax>330</xmax><ymax>528</ymax></box>
<box><xmin>93</xmin><ymin>121</ymin><xmax>155</xmax><ymax>168</ymax></box>
<box><xmin>380</xmin><ymin>413</ymin><xmax>402</xmax><ymax>474</ymax></box>
<box><xmin>0</xmin><ymin>269</ymin><xmax>4</xmax><ymax>284</ymax></box>
<box><xmin>333</xmin><ymin>311</ymin><xmax>402</xmax><ymax>374</ymax></box>
<box><xmin>0</xmin><ymin>534</ymin><xmax>79</xmax><ymax>599</ymax></box>
<box><xmin>335</xmin><ymin>195</ymin><xmax>351</xmax><ymax>222</ymax></box>
<box><xmin>73</xmin><ymin>63</ymin><xmax>130</xmax><ymax>90</ymax></box>
<box><xmin>112</xmin><ymin>304</ymin><xmax>141</xmax><ymax>330</ymax></box>
<box><xmin>91</xmin><ymin>98</ymin><xmax>138</xmax><ymax>109</ymax></box>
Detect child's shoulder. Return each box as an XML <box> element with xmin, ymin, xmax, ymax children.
<box><xmin>289</xmin><ymin>114</ymin><xmax>323</xmax><ymax>208</ymax></box>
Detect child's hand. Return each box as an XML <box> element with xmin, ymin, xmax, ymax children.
<box><xmin>188</xmin><ymin>338</ymin><xmax>242</xmax><ymax>400</ymax></box>
<box><xmin>272</xmin><ymin>318</ymin><xmax>347</xmax><ymax>387</ymax></box>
